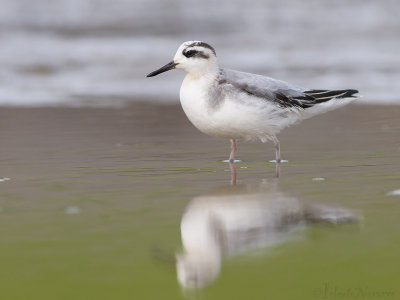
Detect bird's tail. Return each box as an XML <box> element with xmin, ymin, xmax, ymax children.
<box><xmin>303</xmin><ymin>89</ymin><xmax>358</xmax><ymax>104</ymax></box>
<box><xmin>298</xmin><ymin>89</ymin><xmax>358</xmax><ymax>120</ymax></box>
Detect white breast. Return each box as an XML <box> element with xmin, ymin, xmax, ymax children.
<box><xmin>179</xmin><ymin>74</ymin><xmax>301</xmax><ymax>141</ymax></box>
<box><xmin>180</xmin><ymin>74</ymin><xmax>227</xmax><ymax>137</ymax></box>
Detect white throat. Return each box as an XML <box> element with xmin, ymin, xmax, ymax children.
<box><xmin>179</xmin><ymin>60</ymin><xmax>219</xmax><ymax>79</ymax></box>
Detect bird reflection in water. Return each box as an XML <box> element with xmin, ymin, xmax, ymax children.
<box><xmin>176</xmin><ymin>175</ymin><xmax>359</xmax><ymax>289</ymax></box>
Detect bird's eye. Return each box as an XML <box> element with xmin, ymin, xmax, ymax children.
<box><xmin>184</xmin><ymin>50</ymin><xmax>197</xmax><ymax>58</ymax></box>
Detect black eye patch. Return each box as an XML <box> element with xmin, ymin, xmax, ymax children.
<box><xmin>183</xmin><ymin>50</ymin><xmax>197</xmax><ymax>58</ymax></box>
<box><xmin>183</xmin><ymin>49</ymin><xmax>210</xmax><ymax>59</ymax></box>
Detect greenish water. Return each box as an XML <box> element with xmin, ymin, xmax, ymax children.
<box><xmin>0</xmin><ymin>104</ymin><xmax>399</xmax><ymax>299</ymax></box>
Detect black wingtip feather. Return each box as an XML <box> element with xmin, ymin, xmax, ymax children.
<box><xmin>341</xmin><ymin>89</ymin><xmax>359</xmax><ymax>98</ymax></box>
<box><xmin>274</xmin><ymin>89</ymin><xmax>359</xmax><ymax>109</ymax></box>
<box><xmin>305</xmin><ymin>89</ymin><xmax>359</xmax><ymax>99</ymax></box>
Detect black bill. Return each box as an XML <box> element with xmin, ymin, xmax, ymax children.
<box><xmin>146</xmin><ymin>61</ymin><xmax>178</xmax><ymax>77</ymax></box>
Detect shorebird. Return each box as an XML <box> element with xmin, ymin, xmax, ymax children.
<box><xmin>147</xmin><ymin>41</ymin><xmax>358</xmax><ymax>175</ymax></box>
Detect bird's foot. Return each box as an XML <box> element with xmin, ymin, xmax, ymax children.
<box><xmin>222</xmin><ymin>159</ymin><xmax>241</xmax><ymax>163</ymax></box>
<box><xmin>269</xmin><ymin>159</ymin><xmax>288</xmax><ymax>163</ymax></box>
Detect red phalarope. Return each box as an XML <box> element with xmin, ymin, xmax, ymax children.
<box><xmin>147</xmin><ymin>41</ymin><xmax>358</xmax><ymax>176</ymax></box>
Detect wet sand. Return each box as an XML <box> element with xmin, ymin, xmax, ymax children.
<box><xmin>0</xmin><ymin>103</ymin><xmax>400</xmax><ymax>299</ymax></box>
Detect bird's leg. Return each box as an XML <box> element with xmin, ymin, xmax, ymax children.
<box><xmin>271</xmin><ymin>136</ymin><xmax>281</xmax><ymax>163</ymax></box>
<box><xmin>229</xmin><ymin>139</ymin><xmax>237</xmax><ymax>163</ymax></box>
<box><xmin>229</xmin><ymin>161</ymin><xmax>237</xmax><ymax>185</ymax></box>
<box><xmin>275</xmin><ymin>160</ymin><xmax>281</xmax><ymax>178</ymax></box>
<box><xmin>227</xmin><ymin>139</ymin><xmax>237</xmax><ymax>184</ymax></box>
<box><xmin>271</xmin><ymin>136</ymin><xmax>281</xmax><ymax>178</ymax></box>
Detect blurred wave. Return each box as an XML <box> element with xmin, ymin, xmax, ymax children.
<box><xmin>0</xmin><ymin>0</ymin><xmax>399</xmax><ymax>106</ymax></box>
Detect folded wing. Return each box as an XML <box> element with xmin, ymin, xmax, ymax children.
<box><xmin>220</xmin><ymin>69</ymin><xmax>358</xmax><ymax>109</ymax></box>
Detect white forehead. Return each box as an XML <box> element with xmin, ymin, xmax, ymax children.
<box><xmin>177</xmin><ymin>40</ymin><xmax>201</xmax><ymax>52</ymax></box>
<box><xmin>175</xmin><ymin>40</ymin><xmax>215</xmax><ymax>57</ymax></box>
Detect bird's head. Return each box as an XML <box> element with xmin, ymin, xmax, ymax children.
<box><xmin>147</xmin><ymin>41</ymin><xmax>218</xmax><ymax>77</ymax></box>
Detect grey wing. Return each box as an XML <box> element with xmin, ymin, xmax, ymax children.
<box><xmin>219</xmin><ymin>68</ymin><xmax>358</xmax><ymax>109</ymax></box>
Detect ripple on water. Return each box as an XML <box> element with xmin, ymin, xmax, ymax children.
<box><xmin>387</xmin><ymin>189</ymin><xmax>400</xmax><ymax>196</ymax></box>
<box><xmin>312</xmin><ymin>177</ymin><xmax>326</xmax><ymax>181</ymax></box>
<box><xmin>222</xmin><ymin>160</ymin><xmax>242</xmax><ymax>163</ymax></box>
<box><xmin>64</xmin><ymin>206</ymin><xmax>81</xmax><ymax>215</ymax></box>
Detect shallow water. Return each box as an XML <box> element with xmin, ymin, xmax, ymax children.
<box><xmin>0</xmin><ymin>103</ymin><xmax>399</xmax><ymax>299</ymax></box>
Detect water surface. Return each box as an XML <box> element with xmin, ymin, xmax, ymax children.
<box><xmin>0</xmin><ymin>103</ymin><xmax>399</xmax><ymax>299</ymax></box>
